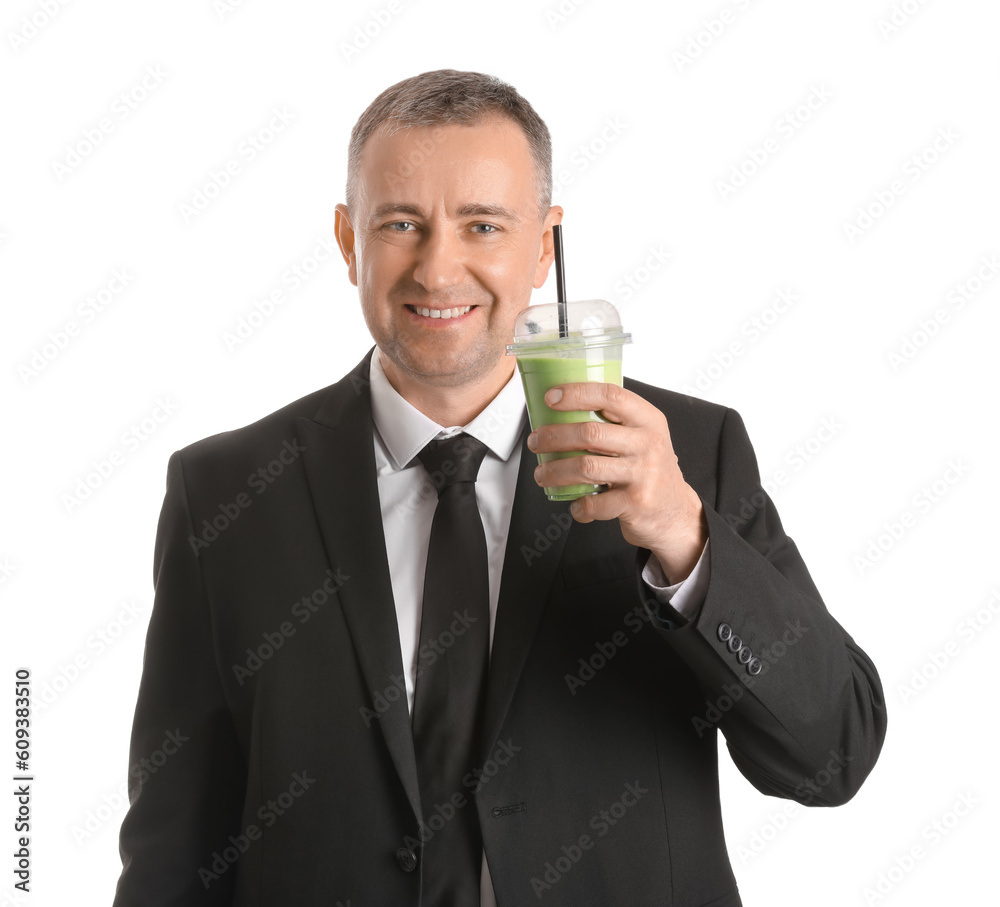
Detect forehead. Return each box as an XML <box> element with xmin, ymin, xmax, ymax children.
<box><xmin>357</xmin><ymin>118</ymin><xmax>537</xmax><ymax>212</ymax></box>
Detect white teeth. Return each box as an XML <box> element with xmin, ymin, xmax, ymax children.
<box><xmin>414</xmin><ymin>305</ymin><xmax>472</xmax><ymax>319</ymax></box>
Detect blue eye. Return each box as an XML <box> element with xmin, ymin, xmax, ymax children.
<box><xmin>387</xmin><ymin>221</ymin><xmax>415</xmax><ymax>232</ymax></box>
<box><xmin>472</xmin><ymin>224</ymin><xmax>498</xmax><ymax>234</ymax></box>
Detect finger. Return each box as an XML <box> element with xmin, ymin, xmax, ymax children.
<box><xmin>569</xmin><ymin>487</ymin><xmax>630</xmax><ymax>524</ymax></box>
<box><xmin>534</xmin><ymin>451</ymin><xmax>635</xmax><ymax>491</ymax></box>
<box><xmin>543</xmin><ymin>383</ymin><xmax>656</xmax><ymax>428</ymax></box>
<box><xmin>528</xmin><ymin>420</ymin><xmax>640</xmax><ymax>457</ymax></box>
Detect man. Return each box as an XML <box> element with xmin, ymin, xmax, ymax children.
<box><xmin>113</xmin><ymin>70</ymin><xmax>886</xmax><ymax>906</ymax></box>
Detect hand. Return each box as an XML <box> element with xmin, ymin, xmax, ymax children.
<box><xmin>526</xmin><ymin>383</ymin><xmax>707</xmax><ymax>583</ymax></box>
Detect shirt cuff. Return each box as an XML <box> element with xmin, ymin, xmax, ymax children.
<box><xmin>640</xmin><ymin>540</ymin><xmax>710</xmax><ymax>624</ymax></box>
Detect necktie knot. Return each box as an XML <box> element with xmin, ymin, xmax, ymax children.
<box><xmin>417</xmin><ymin>433</ymin><xmax>489</xmax><ymax>494</ymax></box>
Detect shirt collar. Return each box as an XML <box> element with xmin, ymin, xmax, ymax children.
<box><xmin>369</xmin><ymin>347</ymin><xmax>526</xmax><ymax>471</ymax></box>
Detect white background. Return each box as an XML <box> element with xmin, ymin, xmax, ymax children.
<box><xmin>2</xmin><ymin>0</ymin><xmax>998</xmax><ymax>904</ymax></box>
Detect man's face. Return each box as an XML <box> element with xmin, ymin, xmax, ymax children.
<box><xmin>335</xmin><ymin>118</ymin><xmax>561</xmax><ymax>390</ymax></box>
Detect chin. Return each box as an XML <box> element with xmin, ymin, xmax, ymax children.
<box><xmin>391</xmin><ymin>343</ymin><xmax>502</xmax><ymax>387</ymax></box>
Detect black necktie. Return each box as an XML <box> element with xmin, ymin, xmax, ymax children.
<box><xmin>412</xmin><ymin>432</ymin><xmax>491</xmax><ymax>906</ymax></box>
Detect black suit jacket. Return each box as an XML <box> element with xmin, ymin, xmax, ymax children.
<box><xmin>112</xmin><ymin>350</ymin><xmax>886</xmax><ymax>906</ymax></box>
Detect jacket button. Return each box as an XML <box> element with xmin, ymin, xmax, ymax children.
<box><xmin>727</xmin><ymin>634</ymin><xmax>742</xmax><ymax>653</ymax></box>
<box><xmin>737</xmin><ymin>645</ymin><xmax>753</xmax><ymax>665</ymax></box>
<box><xmin>717</xmin><ymin>623</ymin><xmax>733</xmax><ymax>642</ymax></box>
<box><xmin>396</xmin><ymin>847</ymin><xmax>417</xmax><ymax>872</ymax></box>
<box><xmin>747</xmin><ymin>657</ymin><xmax>762</xmax><ymax>676</ymax></box>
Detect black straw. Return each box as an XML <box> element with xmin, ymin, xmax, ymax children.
<box><xmin>553</xmin><ymin>224</ymin><xmax>568</xmax><ymax>338</ymax></box>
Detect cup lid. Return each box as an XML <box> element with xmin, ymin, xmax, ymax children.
<box><xmin>506</xmin><ymin>299</ymin><xmax>632</xmax><ymax>354</ymax></box>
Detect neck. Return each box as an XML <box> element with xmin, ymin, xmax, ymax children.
<box><xmin>379</xmin><ymin>353</ymin><xmax>515</xmax><ymax>427</ymax></box>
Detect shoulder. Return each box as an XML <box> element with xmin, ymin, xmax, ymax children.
<box><xmin>172</xmin><ymin>351</ymin><xmax>373</xmax><ymax>478</ymax></box>
<box><xmin>622</xmin><ymin>376</ymin><xmax>757</xmax><ymax>496</ymax></box>
<box><xmin>163</xmin><ymin>385</ymin><xmax>329</xmax><ymax>492</ymax></box>
<box><xmin>623</xmin><ymin>375</ymin><xmax>733</xmax><ymax>444</ymax></box>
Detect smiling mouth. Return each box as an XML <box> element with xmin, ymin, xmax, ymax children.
<box><xmin>406</xmin><ymin>304</ymin><xmax>475</xmax><ymax>320</ymax></box>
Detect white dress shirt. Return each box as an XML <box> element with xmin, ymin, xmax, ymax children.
<box><xmin>367</xmin><ymin>347</ymin><xmax>709</xmax><ymax>907</ymax></box>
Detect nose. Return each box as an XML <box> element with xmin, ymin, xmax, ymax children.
<box><xmin>411</xmin><ymin>225</ymin><xmax>466</xmax><ymax>292</ymax></box>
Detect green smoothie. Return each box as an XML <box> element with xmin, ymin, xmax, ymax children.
<box><xmin>517</xmin><ymin>355</ymin><xmax>623</xmax><ymax>501</ymax></box>
<box><xmin>507</xmin><ymin>298</ymin><xmax>631</xmax><ymax>503</ymax></box>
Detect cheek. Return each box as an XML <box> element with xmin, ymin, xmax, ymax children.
<box><xmin>360</xmin><ymin>241</ymin><xmax>409</xmax><ymax>286</ymax></box>
<box><xmin>357</xmin><ymin>247</ymin><xmax>389</xmax><ymax>298</ymax></box>
<box><xmin>481</xmin><ymin>245</ymin><xmax>534</xmax><ymax>288</ymax></box>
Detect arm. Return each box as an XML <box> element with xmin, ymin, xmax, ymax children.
<box><xmin>647</xmin><ymin>407</ymin><xmax>886</xmax><ymax>805</ymax></box>
<box><xmin>641</xmin><ymin>541</ymin><xmax>710</xmax><ymax>623</ymax></box>
<box><xmin>113</xmin><ymin>452</ymin><xmax>246</xmax><ymax>906</ymax></box>
<box><xmin>531</xmin><ymin>387</ymin><xmax>887</xmax><ymax>806</ymax></box>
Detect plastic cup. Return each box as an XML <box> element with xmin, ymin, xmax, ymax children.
<box><xmin>506</xmin><ymin>299</ymin><xmax>632</xmax><ymax>501</ymax></box>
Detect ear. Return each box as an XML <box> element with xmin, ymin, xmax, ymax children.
<box><xmin>334</xmin><ymin>203</ymin><xmax>359</xmax><ymax>287</ymax></box>
<box><xmin>533</xmin><ymin>206</ymin><xmax>564</xmax><ymax>290</ymax></box>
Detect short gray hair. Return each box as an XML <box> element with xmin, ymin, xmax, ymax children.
<box><xmin>345</xmin><ymin>69</ymin><xmax>552</xmax><ymax>217</ymax></box>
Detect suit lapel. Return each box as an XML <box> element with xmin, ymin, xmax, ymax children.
<box><xmin>480</xmin><ymin>420</ymin><xmax>571</xmax><ymax>763</ymax></box>
<box><xmin>296</xmin><ymin>354</ymin><xmax>572</xmax><ymax>803</ymax></box>
<box><xmin>295</xmin><ymin>351</ymin><xmax>421</xmax><ymax>824</ymax></box>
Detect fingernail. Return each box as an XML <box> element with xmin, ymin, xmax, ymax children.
<box><xmin>546</xmin><ymin>388</ymin><xmax>563</xmax><ymax>405</ymax></box>
<box><xmin>527</xmin><ymin>431</ymin><xmax>537</xmax><ymax>451</ymax></box>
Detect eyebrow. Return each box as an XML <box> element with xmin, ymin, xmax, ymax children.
<box><xmin>370</xmin><ymin>202</ymin><xmax>521</xmax><ymax>223</ymax></box>
<box><xmin>371</xmin><ymin>203</ymin><xmax>423</xmax><ymax>220</ymax></box>
<box><xmin>457</xmin><ymin>203</ymin><xmax>520</xmax><ymax>222</ymax></box>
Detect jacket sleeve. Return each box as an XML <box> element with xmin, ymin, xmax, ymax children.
<box><xmin>113</xmin><ymin>451</ymin><xmax>246</xmax><ymax>906</ymax></box>
<box><xmin>650</xmin><ymin>407</ymin><xmax>887</xmax><ymax>806</ymax></box>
